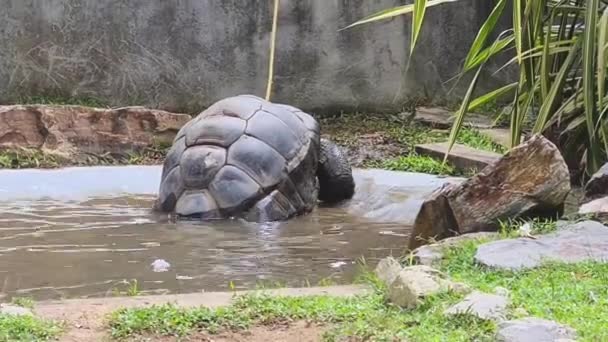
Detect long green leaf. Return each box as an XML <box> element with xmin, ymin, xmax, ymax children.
<box><xmin>411</xmin><ymin>0</ymin><xmax>428</xmax><ymax>56</ymax></box>
<box><xmin>533</xmin><ymin>38</ymin><xmax>582</xmax><ymax>133</ymax></box>
<box><xmin>540</xmin><ymin>11</ymin><xmax>556</xmax><ymax>102</ymax></box>
<box><xmin>546</xmin><ymin>89</ymin><xmax>583</xmax><ymax>127</ymax></box>
<box><xmin>598</xmin><ymin>7</ymin><xmax>608</xmax><ymax>109</ymax></box>
<box><xmin>468</xmin><ymin>82</ymin><xmax>518</xmax><ymax>111</ymax></box>
<box><xmin>462</xmin><ymin>0</ymin><xmax>507</xmax><ymax>70</ymax></box>
<box><xmin>513</xmin><ymin>80</ymin><xmax>537</xmax><ymax>147</ymax></box>
<box><xmin>445</xmin><ymin>66</ymin><xmax>484</xmax><ymax>162</ymax></box>
<box><xmin>563</xmin><ymin>115</ymin><xmax>586</xmax><ymax>133</ymax></box>
<box><xmin>583</xmin><ymin>0</ymin><xmax>601</xmax><ymax>173</ymax></box>
<box><xmin>445</xmin><ymin>34</ymin><xmax>507</xmax><ymax>158</ymax></box>
<box><xmin>493</xmin><ymin>41</ymin><xmax>575</xmax><ymax>75</ymax></box>
<box><xmin>340</xmin><ymin>0</ymin><xmax>461</xmax><ymax>30</ymax></box>
<box><xmin>596</xmin><ymin>103</ymin><xmax>608</xmax><ymax>129</ymax></box>
<box><xmin>513</xmin><ymin>0</ymin><xmax>524</xmax><ymax>63</ymax></box>
<box><xmin>465</xmin><ymin>36</ymin><xmax>515</xmax><ymax>72</ymax></box>
<box><xmin>510</xmin><ymin>89</ymin><xmax>522</xmax><ymax>148</ymax></box>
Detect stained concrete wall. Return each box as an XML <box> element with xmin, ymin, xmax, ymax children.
<box><xmin>0</xmin><ymin>0</ymin><xmax>513</xmax><ymax>114</ymax></box>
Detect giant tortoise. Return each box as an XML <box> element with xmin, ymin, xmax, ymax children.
<box><xmin>153</xmin><ymin>94</ymin><xmax>355</xmax><ymax>222</ymax></box>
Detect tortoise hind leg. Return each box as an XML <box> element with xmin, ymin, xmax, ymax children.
<box><xmin>317</xmin><ymin>138</ymin><xmax>355</xmax><ymax>203</ymax></box>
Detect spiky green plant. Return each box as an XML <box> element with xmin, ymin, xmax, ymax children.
<box><xmin>346</xmin><ymin>0</ymin><xmax>608</xmax><ymax>177</ymax></box>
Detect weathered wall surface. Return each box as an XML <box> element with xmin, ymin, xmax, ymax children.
<box><xmin>0</xmin><ymin>0</ymin><xmax>513</xmax><ymax>114</ymax></box>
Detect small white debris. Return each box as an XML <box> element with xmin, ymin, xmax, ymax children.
<box><xmin>141</xmin><ymin>242</ymin><xmax>161</xmax><ymax>248</ymax></box>
<box><xmin>151</xmin><ymin>259</ymin><xmax>171</xmax><ymax>272</ymax></box>
<box><xmin>330</xmin><ymin>261</ymin><xmax>347</xmax><ymax>268</ymax></box>
<box><xmin>176</xmin><ymin>275</ymin><xmax>194</xmax><ymax>280</ymax></box>
<box><xmin>379</xmin><ymin>231</ymin><xmax>408</xmax><ymax>237</ymax></box>
<box><xmin>518</xmin><ymin>222</ymin><xmax>536</xmax><ymax>239</ymax></box>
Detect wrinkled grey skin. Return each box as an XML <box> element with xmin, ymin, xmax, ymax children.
<box><xmin>154</xmin><ymin>94</ymin><xmax>355</xmax><ymax>222</ymax></box>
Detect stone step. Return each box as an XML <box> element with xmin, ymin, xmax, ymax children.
<box><xmin>414</xmin><ymin>142</ymin><xmax>502</xmax><ymax>172</ymax></box>
<box><xmin>478</xmin><ymin>128</ymin><xmax>519</xmax><ymax>148</ymax></box>
<box><xmin>414</xmin><ymin>107</ymin><xmax>495</xmax><ymax>130</ymax></box>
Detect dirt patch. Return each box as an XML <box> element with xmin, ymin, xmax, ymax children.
<box><xmin>34</xmin><ymin>286</ymin><xmax>368</xmax><ymax>342</ymax></box>
<box><xmin>133</xmin><ymin>321</ymin><xmax>328</xmax><ymax>342</ymax></box>
<box><xmin>319</xmin><ymin>112</ymin><xmax>447</xmax><ymax>168</ymax></box>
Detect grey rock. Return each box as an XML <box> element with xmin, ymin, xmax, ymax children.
<box><xmin>475</xmin><ymin>220</ymin><xmax>608</xmax><ymax>270</ymax></box>
<box><xmin>414</xmin><ymin>107</ymin><xmax>495</xmax><ymax>129</ymax></box>
<box><xmin>579</xmin><ymin>196</ymin><xmax>608</xmax><ymax>215</ymax></box>
<box><xmin>415</xmin><ymin>142</ymin><xmax>501</xmax><ymax>173</ymax></box>
<box><xmin>0</xmin><ymin>304</ymin><xmax>34</xmax><ymax>317</ymax></box>
<box><xmin>413</xmin><ymin>232</ymin><xmax>499</xmax><ymax>266</ymax></box>
<box><xmin>444</xmin><ymin>291</ymin><xmax>509</xmax><ymax>321</ymax></box>
<box><xmin>412</xmin><ymin>245</ymin><xmax>444</xmax><ymax>266</ymax></box>
<box><xmin>374</xmin><ymin>257</ymin><xmax>402</xmax><ymax>286</ymax></box>
<box><xmin>583</xmin><ymin>162</ymin><xmax>608</xmax><ymax>202</ymax></box>
<box><xmin>496</xmin><ymin>317</ymin><xmax>577</xmax><ymax>342</ymax></box>
<box><xmin>388</xmin><ymin>265</ymin><xmax>470</xmax><ymax>309</ymax></box>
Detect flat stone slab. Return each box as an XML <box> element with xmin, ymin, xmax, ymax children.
<box><xmin>413</xmin><ymin>232</ymin><xmax>499</xmax><ymax>266</ymax></box>
<box><xmin>478</xmin><ymin>128</ymin><xmax>518</xmax><ymax>148</ymax></box>
<box><xmin>579</xmin><ymin>196</ymin><xmax>608</xmax><ymax>214</ymax></box>
<box><xmin>414</xmin><ymin>107</ymin><xmax>494</xmax><ymax>129</ymax></box>
<box><xmin>475</xmin><ymin>220</ymin><xmax>608</xmax><ymax>270</ymax></box>
<box><xmin>444</xmin><ymin>291</ymin><xmax>508</xmax><ymax>321</ymax></box>
<box><xmin>496</xmin><ymin>317</ymin><xmax>577</xmax><ymax>342</ymax></box>
<box><xmin>415</xmin><ymin>142</ymin><xmax>501</xmax><ymax>172</ymax></box>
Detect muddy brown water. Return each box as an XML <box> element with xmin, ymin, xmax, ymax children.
<box><xmin>0</xmin><ymin>166</ymin><xmax>460</xmax><ymax>301</ymax></box>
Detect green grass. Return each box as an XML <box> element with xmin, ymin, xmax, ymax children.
<box><xmin>440</xmin><ymin>241</ymin><xmax>608</xmax><ymax>341</ymax></box>
<box><xmin>0</xmin><ymin>142</ymin><xmax>171</xmax><ymax>169</ymax></box>
<box><xmin>320</xmin><ymin>112</ymin><xmax>505</xmax><ymax>175</ymax></box>
<box><xmin>0</xmin><ymin>149</ymin><xmax>65</xmax><ymax>169</ymax></box>
<box><xmin>367</xmin><ymin>153</ymin><xmax>458</xmax><ymax>176</ymax></box>
<box><xmin>10</xmin><ymin>297</ymin><xmax>35</xmax><ymax>310</ymax></box>
<box><xmin>0</xmin><ymin>314</ymin><xmax>62</xmax><ymax>342</ymax></box>
<box><xmin>319</xmin><ymin>112</ymin><xmax>445</xmax><ymax>149</ymax></box>
<box><xmin>16</xmin><ymin>95</ymin><xmax>109</xmax><ymax>108</ymax></box>
<box><xmin>109</xmin><ymin>289</ymin><xmax>495</xmax><ymax>341</ymax></box>
<box><xmin>455</xmin><ymin>128</ymin><xmax>506</xmax><ymax>154</ymax></box>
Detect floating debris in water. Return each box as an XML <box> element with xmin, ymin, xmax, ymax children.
<box><xmin>176</xmin><ymin>275</ymin><xmax>194</xmax><ymax>280</ymax></box>
<box><xmin>379</xmin><ymin>230</ymin><xmax>408</xmax><ymax>237</ymax></box>
<box><xmin>151</xmin><ymin>259</ymin><xmax>171</xmax><ymax>272</ymax></box>
<box><xmin>141</xmin><ymin>242</ymin><xmax>161</xmax><ymax>248</ymax></box>
<box><xmin>330</xmin><ymin>261</ymin><xmax>348</xmax><ymax>268</ymax></box>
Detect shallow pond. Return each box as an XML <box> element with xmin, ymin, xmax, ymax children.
<box><xmin>0</xmin><ymin>166</ymin><xmax>459</xmax><ymax>301</ymax></box>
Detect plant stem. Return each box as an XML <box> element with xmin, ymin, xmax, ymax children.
<box><xmin>265</xmin><ymin>0</ymin><xmax>280</xmax><ymax>101</ymax></box>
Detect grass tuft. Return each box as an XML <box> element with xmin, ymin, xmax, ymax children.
<box><xmin>367</xmin><ymin>153</ymin><xmax>457</xmax><ymax>175</ymax></box>
<box><xmin>455</xmin><ymin>128</ymin><xmax>506</xmax><ymax>153</ymax></box>
<box><xmin>108</xmin><ymin>290</ymin><xmax>496</xmax><ymax>341</ymax></box>
<box><xmin>0</xmin><ymin>142</ymin><xmax>172</xmax><ymax>169</ymax></box>
<box><xmin>0</xmin><ymin>149</ymin><xmax>65</xmax><ymax>169</ymax></box>
<box><xmin>0</xmin><ymin>314</ymin><xmax>62</xmax><ymax>342</ymax></box>
<box><xmin>10</xmin><ymin>297</ymin><xmax>35</xmax><ymax>310</ymax></box>
<box><xmin>16</xmin><ymin>95</ymin><xmax>109</xmax><ymax>108</ymax></box>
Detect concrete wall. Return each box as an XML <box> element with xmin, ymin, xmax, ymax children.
<box><xmin>0</xmin><ymin>0</ymin><xmax>513</xmax><ymax>114</ymax></box>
